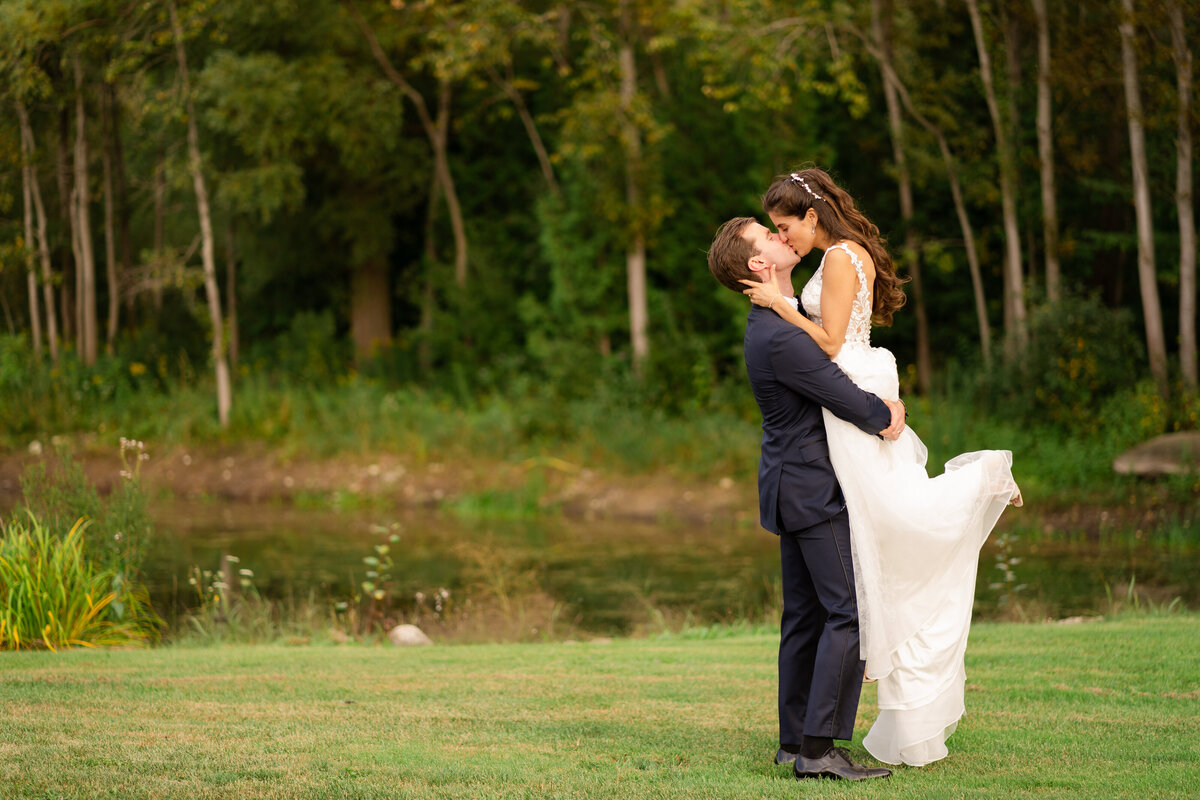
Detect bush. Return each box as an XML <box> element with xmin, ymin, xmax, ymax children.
<box><xmin>18</xmin><ymin>441</ymin><xmax>153</xmax><ymax>581</ymax></box>
<box><xmin>982</xmin><ymin>294</ymin><xmax>1142</xmax><ymax>433</ymax></box>
<box><xmin>0</xmin><ymin>515</ymin><xmax>161</xmax><ymax>651</ymax></box>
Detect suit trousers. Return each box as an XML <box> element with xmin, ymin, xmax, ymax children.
<box><xmin>778</xmin><ymin>507</ymin><xmax>865</xmax><ymax>745</ymax></box>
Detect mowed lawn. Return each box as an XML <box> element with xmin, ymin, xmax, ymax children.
<box><xmin>1</xmin><ymin>617</ymin><xmax>1197</xmax><ymax>800</ymax></box>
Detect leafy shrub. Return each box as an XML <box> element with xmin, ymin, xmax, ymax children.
<box><xmin>18</xmin><ymin>441</ymin><xmax>153</xmax><ymax>582</ymax></box>
<box><xmin>0</xmin><ymin>515</ymin><xmax>161</xmax><ymax>651</ymax></box>
<box><xmin>982</xmin><ymin>294</ymin><xmax>1142</xmax><ymax>433</ymax></box>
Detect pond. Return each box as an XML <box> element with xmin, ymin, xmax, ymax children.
<box><xmin>143</xmin><ymin>500</ymin><xmax>1200</xmax><ymax>639</ymax></box>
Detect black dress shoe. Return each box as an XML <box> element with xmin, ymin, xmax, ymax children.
<box><xmin>793</xmin><ymin>747</ymin><xmax>892</xmax><ymax>781</ymax></box>
<box><xmin>774</xmin><ymin>749</ymin><xmax>799</xmax><ymax>765</ymax></box>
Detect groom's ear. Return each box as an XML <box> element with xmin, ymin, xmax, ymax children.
<box><xmin>746</xmin><ymin>253</ymin><xmax>769</xmax><ymax>278</ymax></box>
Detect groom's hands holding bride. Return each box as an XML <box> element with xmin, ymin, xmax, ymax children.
<box><xmin>881</xmin><ymin>400</ymin><xmax>906</xmax><ymax>441</ymax></box>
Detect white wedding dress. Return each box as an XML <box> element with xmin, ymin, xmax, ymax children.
<box><xmin>800</xmin><ymin>242</ymin><xmax>1019</xmax><ymax>767</ymax></box>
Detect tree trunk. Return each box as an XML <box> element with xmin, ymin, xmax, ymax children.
<box><xmin>109</xmin><ymin>83</ymin><xmax>133</xmax><ymax>316</ymax></box>
<box><xmin>1031</xmin><ymin>0</ymin><xmax>1061</xmax><ymax>303</ymax></box>
<box><xmin>101</xmin><ymin>87</ymin><xmax>119</xmax><ymax>352</ymax></box>
<box><xmin>1118</xmin><ymin>0</ymin><xmax>1170</xmax><ymax>396</ymax></box>
<box><xmin>17</xmin><ymin>103</ymin><xmax>60</xmax><ymax>363</ymax></box>
<box><xmin>619</xmin><ymin>5</ymin><xmax>649</xmax><ymax>374</ymax></box>
<box><xmin>432</xmin><ymin>79</ymin><xmax>467</xmax><ymax>287</ymax></box>
<box><xmin>350</xmin><ymin>257</ymin><xmax>392</xmax><ymax>363</ymax></box>
<box><xmin>486</xmin><ymin>64</ymin><xmax>561</xmax><ymax>197</ymax></box>
<box><xmin>967</xmin><ymin>0</ymin><xmax>1028</xmax><ymax>355</ymax></box>
<box><xmin>74</xmin><ymin>55</ymin><xmax>98</xmax><ymax>366</ymax></box>
<box><xmin>1119</xmin><ymin>0</ymin><xmax>1169</xmax><ymax>397</ymax></box>
<box><xmin>57</xmin><ymin>110</ymin><xmax>75</xmax><ymax>345</ymax></box>
<box><xmin>153</xmin><ymin>145</ymin><xmax>166</xmax><ymax>310</ymax></box>
<box><xmin>1169</xmin><ymin>0</ymin><xmax>1196</xmax><ymax>389</ymax></box>
<box><xmin>17</xmin><ymin>102</ymin><xmax>43</xmax><ymax>357</ymax></box>
<box><xmin>225</xmin><ymin>217</ymin><xmax>239</xmax><ymax>368</ymax></box>
<box><xmin>418</xmin><ymin>123</ymin><xmax>446</xmax><ymax>374</ymax></box>
<box><xmin>169</xmin><ymin>0</ymin><xmax>232</xmax><ymax>427</ymax></box>
<box><xmin>871</xmin><ymin>0</ymin><xmax>930</xmax><ymax>393</ymax></box>
<box><xmin>347</xmin><ymin>2</ymin><xmax>468</xmax><ymax>287</ymax></box>
<box><xmin>847</xmin><ymin>18</ymin><xmax>992</xmax><ymax>369</ymax></box>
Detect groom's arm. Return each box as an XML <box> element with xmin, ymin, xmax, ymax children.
<box><xmin>769</xmin><ymin>326</ymin><xmax>892</xmax><ymax>436</ymax></box>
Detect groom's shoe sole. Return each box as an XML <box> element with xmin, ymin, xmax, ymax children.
<box><xmin>774</xmin><ymin>749</ymin><xmax>798</xmax><ymax>765</ymax></box>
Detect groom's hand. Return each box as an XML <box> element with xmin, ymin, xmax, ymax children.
<box><xmin>880</xmin><ymin>399</ymin><xmax>906</xmax><ymax>440</ymax></box>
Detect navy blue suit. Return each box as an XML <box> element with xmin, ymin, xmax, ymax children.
<box><xmin>743</xmin><ymin>304</ymin><xmax>891</xmax><ymax>747</ymax></box>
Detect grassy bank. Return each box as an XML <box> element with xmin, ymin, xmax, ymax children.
<box><xmin>6</xmin><ymin>374</ymin><xmax>1199</xmax><ymax>511</ymax></box>
<box><xmin>1</xmin><ymin>616</ymin><xmax>1197</xmax><ymax>799</ymax></box>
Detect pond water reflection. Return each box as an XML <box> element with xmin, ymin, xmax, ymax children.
<box><xmin>145</xmin><ymin>501</ymin><xmax>1200</xmax><ymax>637</ymax></box>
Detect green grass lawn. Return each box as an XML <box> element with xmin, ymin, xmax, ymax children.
<box><xmin>1</xmin><ymin>617</ymin><xmax>1197</xmax><ymax>799</ymax></box>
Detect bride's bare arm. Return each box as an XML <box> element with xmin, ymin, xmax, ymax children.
<box><xmin>740</xmin><ymin>268</ymin><xmax>837</xmax><ymax>353</ymax></box>
<box><xmin>740</xmin><ymin>256</ymin><xmax>856</xmax><ymax>358</ymax></box>
<box><xmin>815</xmin><ymin>248</ymin><xmax>859</xmax><ymax>355</ymax></box>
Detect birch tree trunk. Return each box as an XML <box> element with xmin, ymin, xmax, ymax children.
<box><xmin>19</xmin><ymin>109</ymin><xmax>43</xmax><ymax>358</ymax></box>
<box><xmin>348</xmin><ymin>1</ymin><xmax>468</xmax><ymax>287</ymax></box>
<box><xmin>17</xmin><ymin>103</ymin><xmax>60</xmax><ymax>363</ymax></box>
<box><xmin>420</xmin><ymin>169</ymin><xmax>441</xmax><ymax>375</ymax></box>
<box><xmin>619</xmin><ymin>4</ymin><xmax>649</xmax><ymax>374</ymax></box>
<box><xmin>486</xmin><ymin>64</ymin><xmax>561</xmax><ymax>197</ymax></box>
<box><xmin>102</xmin><ymin>88</ymin><xmax>119</xmax><ymax>351</ymax></box>
<box><xmin>871</xmin><ymin>0</ymin><xmax>930</xmax><ymax>393</ymax></box>
<box><xmin>56</xmin><ymin>110</ymin><xmax>74</xmax><ymax>343</ymax></box>
<box><xmin>153</xmin><ymin>146</ymin><xmax>166</xmax><ymax>310</ymax></box>
<box><xmin>109</xmin><ymin>83</ymin><xmax>133</xmax><ymax>315</ymax></box>
<box><xmin>1031</xmin><ymin>0</ymin><xmax>1061</xmax><ymax>302</ymax></box>
<box><xmin>225</xmin><ymin>218</ymin><xmax>239</xmax><ymax>368</ymax></box>
<box><xmin>1168</xmin><ymin>0</ymin><xmax>1196</xmax><ymax>389</ymax></box>
<box><xmin>847</xmin><ymin>22</ymin><xmax>992</xmax><ymax>369</ymax></box>
<box><xmin>74</xmin><ymin>55</ymin><xmax>98</xmax><ymax>366</ymax></box>
<box><xmin>967</xmin><ymin>0</ymin><xmax>1028</xmax><ymax>354</ymax></box>
<box><xmin>1119</xmin><ymin>0</ymin><xmax>1169</xmax><ymax>397</ymax></box>
<box><xmin>168</xmin><ymin>0</ymin><xmax>232</xmax><ymax>427</ymax></box>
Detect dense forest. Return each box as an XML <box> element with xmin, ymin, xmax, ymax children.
<box><xmin>0</xmin><ymin>0</ymin><xmax>1196</xmax><ymax>436</ymax></box>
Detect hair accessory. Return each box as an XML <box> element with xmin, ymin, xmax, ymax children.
<box><xmin>789</xmin><ymin>173</ymin><xmax>824</xmax><ymax>201</ymax></box>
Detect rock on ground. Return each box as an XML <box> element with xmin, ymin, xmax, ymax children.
<box><xmin>388</xmin><ymin>624</ymin><xmax>433</xmax><ymax>646</ymax></box>
<box><xmin>1112</xmin><ymin>432</ymin><xmax>1200</xmax><ymax>476</ymax></box>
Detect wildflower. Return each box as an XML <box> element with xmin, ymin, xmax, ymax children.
<box><xmin>224</xmin><ymin>555</ymin><xmax>240</xmax><ymax>563</ymax></box>
<box><xmin>238</xmin><ymin>568</ymin><xmax>253</xmax><ymax>578</ymax></box>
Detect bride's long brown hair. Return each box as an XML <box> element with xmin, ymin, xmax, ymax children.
<box><xmin>762</xmin><ymin>166</ymin><xmax>908</xmax><ymax>326</ymax></box>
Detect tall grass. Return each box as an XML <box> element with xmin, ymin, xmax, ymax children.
<box><xmin>2</xmin><ymin>333</ymin><xmax>1196</xmax><ymax>505</ymax></box>
<box><xmin>0</xmin><ymin>515</ymin><xmax>161</xmax><ymax>650</ymax></box>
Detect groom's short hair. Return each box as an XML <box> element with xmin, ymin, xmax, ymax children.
<box><xmin>708</xmin><ymin>217</ymin><xmax>760</xmax><ymax>292</ymax></box>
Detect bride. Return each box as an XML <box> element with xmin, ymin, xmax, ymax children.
<box><xmin>741</xmin><ymin>166</ymin><xmax>1022</xmax><ymax>767</ymax></box>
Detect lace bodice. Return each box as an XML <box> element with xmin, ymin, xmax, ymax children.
<box><xmin>799</xmin><ymin>242</ymin><xmax>873</xmax><ymax>347</ymax></box>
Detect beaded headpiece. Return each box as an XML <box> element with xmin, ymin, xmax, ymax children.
<box><xmin>789</xmin><ymin>173</ymin><xmax>823</xmax><ymax>201</ymax></box>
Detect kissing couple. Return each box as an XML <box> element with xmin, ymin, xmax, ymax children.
<box><xmin>707</xmin><ymin>167</ymin><xmax>1022</xmax><ymax>781</ymax></box>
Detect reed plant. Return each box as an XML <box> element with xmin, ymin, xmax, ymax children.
<box><xmin>0</xmin><ymin>514</ymin><xmax>161</xmax><ymax>650</ymax></box>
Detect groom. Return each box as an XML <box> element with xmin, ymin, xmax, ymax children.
<box><xmin>707</xmin><ymin>217</ymin><xmax>903</xmax><ymax>782</ymax></box>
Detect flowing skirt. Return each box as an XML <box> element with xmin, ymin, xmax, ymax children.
<box><xmin>824</xmin><ymin>343</ymin><xmax>1018</xmax><ymax>766</ymax></box>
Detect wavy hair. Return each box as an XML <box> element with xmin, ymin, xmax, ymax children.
<box><xmin>762</xmin><ymin>166</ymin><xmax>908</xmax><ymax>325</ymax></box>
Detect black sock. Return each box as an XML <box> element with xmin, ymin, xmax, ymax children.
<box><xmin>779</xmin><ymin>743</ymin><xmax>803</xmax><ymax>754</ymax></box>
<box><xmin>800</xmin><ymin>736</ymin><xmax>833</xmax><ymax>759</ymax></box>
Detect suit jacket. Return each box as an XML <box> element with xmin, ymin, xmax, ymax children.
<box><xmin>744</xmin><ymin>305</ymin><xmax>891</xmax><ymax>535</ymax></box>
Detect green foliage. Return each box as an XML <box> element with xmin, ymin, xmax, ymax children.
<box><xmin>0</xmin><ymin>514</ymin><xmax>160</xmax><ymax>651</ymax></box>
<box><xmin>181</xmin><ymin>554</ymin><xmax>281</xmax><ymax>644</ymax></box>
<box><xmin>17</xmin><ymin>441</ymin><xmax>154</xmax><ymax>582</ymax></box>
<box><xmin>982</xmin><ymin>294</ymin><xmax>1143</xmax><ymax>433</ymax></box>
